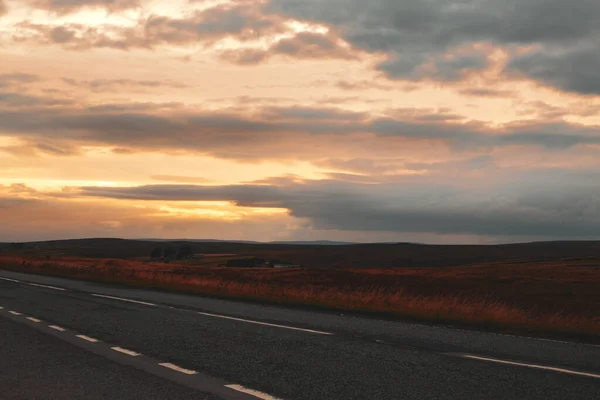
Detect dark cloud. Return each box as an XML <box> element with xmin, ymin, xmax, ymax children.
<box><xmin>507</xmin><ymin>45</ymin><xmax>600</xmax><ymax>95</ymax></box>
<box><xmin>378</xmin><ymin>49</ymin><xmax>491</xmax><ymax>81</ymax></box>
<box><xmin>267</xmin><ymin>0</ymin><xmax>600</xmax><ymax>92</ymax></box>
<box><xmin>336</xmin><ymin>80</ymin><xmax>395</xmax><ymax>91</ymax></box>
<box><xmin>0</xmin><ymin>73</ymin><xmax>40</xmax><ymax>88</ymax></box>
<box><xmin>142</xmin><ymin>3</ymin><xmax>284</xmax><ymax>45</ymax></box>
<box><xmin>0</xmin><ymin>98</ymin><xmax>599</xmax><ymax>160</ymax></box>
<box><xmin>76</xmin><ymin>169</ymin><xmax>600</xmax><ymax>238</ymax></box>
<box><xmin>0</xmin><ymin>92</ymin><xmax>74</xmax><ymax>107</ymax></box>
<box><xmin>25</xmin><ymin>0</ymin><xmax>141</xmax><ymax>13</ymax></box>
<box><xmin>220</xmin><ymin>31</ymin><xmax>357</xmax><ymax>64</ymax></box>
<box><xmin>459</xmin><ymin>88</ymin><xmax>516</xmax><ymax>98</ymax></box>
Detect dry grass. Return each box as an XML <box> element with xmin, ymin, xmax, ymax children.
<box><xmin>1</xmin><ymin>254</ymin><xmax>598</xmax><ymax>337</ymax></box>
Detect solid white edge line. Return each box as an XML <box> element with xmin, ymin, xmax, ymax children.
<box><xmin>461</xmin><ymin>355</ymin><xmax>600</xmax><ymax>379</ymax></box>
<box><xmin>49</xmin><ymin>325</ymin><xmax>66</xmax><ymax>331</ymax></box>
<box><xmin>91</xmin><ymin>294</ymin><xmax>156</xmax><ymax>307</ymax></box>
<box><xmin>76</xmin><ymin>335</ymin><xmax>99</xmax><ymax>343</ymax></box>
<box><xmin>158</xmin><ymin>363</ymin><xmax>197</xmax><ymax>375</ymax></box>
<box><xmin>197</xmin><ymin>311</ymin><xmax>333</xmax><ymax>335</ymax></box>
<box><xmin>225</xmin><ymin>384</ymin><xmax>284</xmax><ymax>400</ymax></box>
<box><xmin>26</xmin><ymin>317</ymin><xmax>41</xmax><ymax>323</ymax></box>
<box><xmin>111</xmin><ymin>347</ymin><xmax>141</xmax><ymax>357</ymax></box>
<box><xmin>0</xmin><ymin>277</ymin><xmax>20</xmax><ymax>282</ymax></box>
<box><xmin>28</xmin><ymin>282</ymin><xmax>66</xmax><ymax>291</ymax></box>
<box><xmin>9</xmin><ymin>311</ymin><xmax>22</xmax><ymax>315</ymax></box>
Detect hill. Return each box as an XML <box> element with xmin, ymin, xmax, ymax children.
<box><xmin>2</xmin><ymin>238</ymin><xmax>600</xmax><ymax>269</ymax></box>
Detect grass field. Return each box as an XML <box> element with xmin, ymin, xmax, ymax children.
<box><xmin>1</xmin><ymin>253</ymin><xmax>598</xmax><ymax>338</ymax></box>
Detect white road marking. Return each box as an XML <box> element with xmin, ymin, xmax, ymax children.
<box><xmin>28</xmin><ymin>282</ymin><xmax>66</xmax><ymax>291</ymax></box>
<box><xmin>111</xmin><ymin>347</ymin><xmax>141</xmax><ymax>356</ymax></box>
<box><xmin>461</xmin><ymin>355</ymin><xmax>600</xmax><ymax>379</ymax></box>
<box><xmin>77</xmin><ymin>335</ymin><xmax>99</xmax><ymax>343</ymax></box>
<box><xmin>158</xmin><ymin>363</ymin><xmax>198</xmax><ymax>375</ymax></box>
<box><xmin>225</xmin><ymin>384</ymin><xmax>284</xmax><ymax>400</ymax></box>
<box><xmin>0</xmin><ymin>277</ymin><xmax>19</xmax><ymax>283</ymax></box>
<box><xmin>197</xmin><ymin>311</ymin><xmax>333</xmax><ymax>335</ymax></box>
<box><xmin>0</xmin><ymin>306</ymin><xmax>3</xmax><ymax>310</ymax></box>
<box><xmin>493</xmin><ymin>332</ymin><xmax>598</xmax><ymax>347</ymax></box>
<box><xmin>26</xmin><ymin>317</ymin><xmax>41</xmax><ymax>323</ymax></box>
<box><xmin>9</xmin><ymin>311</ymin><xmax>22</xmax><ymax>315</ymax></box>
<box><xmin>49</xmin><ymin>325</ymin><xmax>66</xmax><ymax>331</ymax></box>
<box><xmin>91</xmin><ymin>294</ymin><xmax>156</xmax><ymax>307</ymax></box>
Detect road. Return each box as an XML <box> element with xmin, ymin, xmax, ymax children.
<box><xmin>0</xmin><ymin>270</ymin><xmax>599</xmax><ymax>400</ymax></box>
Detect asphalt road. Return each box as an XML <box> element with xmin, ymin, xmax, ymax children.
<box><xmin>0</xmin><ymin>317</ymin><xmax>222</xmax><ymax>400</ymax></box>
<box><xmin>1</xmin><ymin>270</ymin><xmax>599</xmax><ymax>400</ymax></box>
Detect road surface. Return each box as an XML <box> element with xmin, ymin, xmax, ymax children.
<box><xmin>1</xmin><ymin>270</ymin><xmax>599</xmax><ymax>400</ymax></box>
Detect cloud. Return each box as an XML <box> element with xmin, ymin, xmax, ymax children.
<box><xmin>24</xmin><ymin>0</ymin><xmax>142</xmax><ymax>14</ymax></box>
<box><xmin>13</xmin><ymin>2</ymin><xmax>286</xmax><ymax>50</ymax></box>
<box><xmin>507</xmin><ymin>45</ymin><xmax>600</xmax><ymax>95</ymax></box>
<box><xmin>1</xmin><ymin>96</ymin><xmax>599</xmax><ymax>162</ymax></box>
<box><xmin>459</xmin><ymin>88</ymin><xmax>515</xmax><ymax>98</ymax></box>
<box><xmin>0</xmin><ymin>74</ymin><xmax>40</xmax><ymax>88</ymax></box>
<box><xmin>9</xmin><ymin>0</ymin><xmax>600</xmax><ymax>93</ymax></box>
<box><xmin>220</xmin><ymin>31</ymin><xmax>357</xmax><ymax>64</ymax></box>
<box><xmin>267</xmin><ymin>0</ymin><xmax>600</xmax><ymax>92</ymax></box>
<box><xmin>0</xmin><ymin>92</ymin><xmax>74</xmax><ymax>107</ymax></box>
<box><xmin>62</xmin><ymin>78</ymin><xmax>188</xmax><ymax>91</ymax></box>
<box><xmin>11</xmin><ymin>3</ymin><xmax>360</xmax><ymax>66</ymax></box>
<box><xmin>0</xmin><ymin>0</ymin><xmax>7</xmax><ymax>16</ymax></box>
<box><xmin>336</xmin><ymin>80</ymin><xmax>395</xmax><ymax>91</ymax></box>
<box><xmin>317</xmin><ymin>158</ymin><xmax>397</xmax><ymax>174</ymax></box>
<box><xmin>74</xmin><ymin>168</ymin><xmax>600</xmax><ymax>238</ymax></box>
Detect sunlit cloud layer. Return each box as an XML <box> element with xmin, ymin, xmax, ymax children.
<box><xmin>1</xmin><ymin>0</ymin><xmax>600</xmax><ymax>243</ymax></box>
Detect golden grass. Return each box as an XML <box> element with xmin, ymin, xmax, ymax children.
<box><xmin>1</xmin><ymin>255</ymin><xmax>598</xmax><ymax>337</ymax></box>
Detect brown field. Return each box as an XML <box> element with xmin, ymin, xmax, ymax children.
<box><xmin>1</xmin><ymin>253</ymin><xmax>599</xmax><ymax>338</ymax></box>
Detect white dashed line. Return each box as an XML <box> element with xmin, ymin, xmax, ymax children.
<box><xmin>0</xmin><ymin>277</ymin><xmax>19</xmax><ymax>283</ymax></box>
<box><xmin>159</xmin><ymin>363</ymin><xmax>198</xmax><ymax>375</ymax></box>
<box><xmin>461</xmin><ymin>355</ymin><xmax>600</xmax><ymax>379</ymax></box>
<box><xmin>28</xmin><ymin>282</ymin><xmax>66</xmax><ymax>291</ymax></box>
<box><xmin>225</xmin><ymin>384</ymin><xmax>284</xmax><ymax>400</ymax></box>
<box><xmin>9</xmin><ymin>311</ymin><xmax>22</xmax><ymax>315</ymax></box>
<box><xmin>76</xmin><ymin>335</ymin><xmax>99</xmax><ymax>343</ymax></box>
<box><xmin>197</xmin><ymin>311</ymin><xmax>333</xmax><ymax>335</ymax></box>
<box><xmin>111</xmin><ymin>347</ymin><xmax>141</xmax><ymax>356</ymax></box>
<box><xmin>49</xmin><ymin>325</ymin><xmax>66</xmax><ymax>331</ymax></box>
<box><xmin>91</xmin><ymin>294</ymin><xmax>156</xmax><ymax>307</ymax></box>
<box><xmin>26</xmin><ymin>317</ymin><xmax>42</xmax><ymax>323</ymax></box>
<box><xmin>0</xmin><ymin>306</ymin><xmax>4</xmax><ymax>310</ymax></box>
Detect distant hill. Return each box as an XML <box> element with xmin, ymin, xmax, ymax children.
<box><xmin>139</xmin><ymin>239</ymin><xmax>358</xmax><ymax>245</ymax></box>
<box><xmin>137</xmin><ymin>238</ymin><xmax>260</xmax><ymax>244</ymax></box>
<box><xmin>267</xmin><ymin>240</ymin><xmax>357</xmax><ymax>245</ymax></box>
<box><xmin>2</xmin><ymin>238</ymin><xmax>600</xmax><ymax>269</ymax></box>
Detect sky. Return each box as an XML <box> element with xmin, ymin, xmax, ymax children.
<box><xmin>1</xmin><ymin>0</ymin><xmax>600</xmax><ymax>244</ymax></box>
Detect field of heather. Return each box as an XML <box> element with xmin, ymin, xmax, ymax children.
<box><xmin>1</xmin><ymin>254</ymin><xmax>598</xmax><ymax>337</ymax></box>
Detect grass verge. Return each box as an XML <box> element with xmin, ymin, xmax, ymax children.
<box><xmin>1</xmin><ymin>254</ymin><xmax>598</xmax><ymax>339</ymax></box>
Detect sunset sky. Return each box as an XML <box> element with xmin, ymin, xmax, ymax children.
<box><xmin>1</xmin><ymin>0</ymin><xmax>600</xmax><ymax>243</ymax></box>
